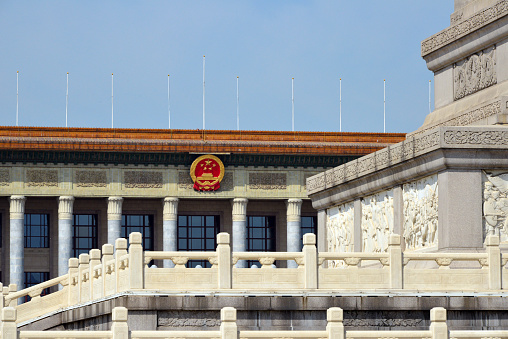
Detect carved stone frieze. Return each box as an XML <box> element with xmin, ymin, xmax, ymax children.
<box><xmin>444</xmin><ymin>130</ymin><xmax>508</xmax><ymax>145</ymax></box>
<box><xmin>0</xmin><ymin>169</ymin><xmax>9</xmax><ymax>186</ymax></box>
<box><xmin>124</xmin><ymin>171</ymin><xmax>163</xmax><ymax>189</ymax></box>
<box><xmin>178</xmin><ymin>171</ymin><xmax>194</xmax><ymax>189</ymax></box>
<box><xmin>361</xmin><ymin>190</ymin><xmax>394</xmax><ymax>253</ymax></box>
<box><xmin>403</xmin><ymin>175</ymin><xmax>438</xmax><ymax>251</ymax></box>
<box><xmin>303</xmin><ymin>173</ymin><xmax>321</xmax><ymax>190</ymax></box>
<box><xmin>454</xmin><ymin>47</ymin><xmax>496</xmax><ymax>101</ymax></box>
<box><xmin>414</xmin><ymin>131</ymin><xmax>440</xmax><ymax>154</ymax></box>
<box><xmin>26</xmin><ymin>169</ymin><xmax>58</xmax><ymax>187</ymax></box>
<box><xmin>248</xmin><ymin>172</ymin><xmax>287</xmax><ymax>190</ymax></box>
<box><xmin>483</xmin><ymin>171</ymin><xmax>508</xmax><ymax>242</ymax></box>
<box><xmin>327</xmin><ymin>202</ymin><xmax>354</xmax><ymax>268</ymax></box>
<box><xmin>422</xmin><ymin>1</ymin><xmax>508</xmax><ymax>56</ymax></box>
<box><xmin>75</xmin><ymin>170</ymin><xmax>107</xmax><ymax>188</ymax></box>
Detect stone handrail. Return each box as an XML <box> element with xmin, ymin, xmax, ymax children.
<box><xmin>0</xmin><ymin>233</ymin><xmax>506</xmax><ymax>323</ymax></box>
<box><xmin>2</xmin><ymin>306</ymin><xmax>507</xmax><ymax>339</ymax></box>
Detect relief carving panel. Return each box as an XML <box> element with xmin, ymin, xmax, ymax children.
<box><xmin>454</xmin><ymin>47</ymin><xmax>496</xmax><ymax>101</ymax></box>
<box><xmin>403</xmin><ymin>175</ymin><xmax>438</xmax><ymax>251</ymax></box>
<box><xmin>124</xmin><ymin>171</ymin><xmax>163</xmax><ymax>189</ymax></box>
<box><xmin>248</xmin><ymin>172</ymin><xmax>287</xmax><ymax>190</ymax></box>
<box><xmin>0</xmin><ymin>169</ymin><xmax>9</xmax><ymax>186</ymax></box>
<box><xmin>26</xmin><ymin>169</ymin><xmax>58</xmax><ymax>187</ymax></box>
<box><xmin>327</xmin><ymin>202</ymin><xmax>354</xmax><ymax>268</ymax></box>
<box><xmin>361</xmin><ymin>190</ymin><xmax>394</xmax><ymax>253</ymax></box>
<box><xmin>75</xmin><ymin>170</ymin><xmax>107</xmax><ymax>188</ymax></box>
<box><xmin>483</xmin><ymin>171</ymin><xmax>508</xmax><ymax>242</ymax></box>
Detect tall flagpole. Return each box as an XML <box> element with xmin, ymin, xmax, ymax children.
<box><xmin>203</xmin><ymin>55</ymin><xmax>205</xmax><ymax>130</ymax></box>
<box><xmin>16</xmin><ymin>71</ymin><xmax>19</xmax><ymax>127</ymax></box>
<box><xmin>292</xmin><ymin>77</ymin><xmax>294</xmax><ymax>132</ymax></box>
<box><xmin>339</xmin><ymin>78</ymin><xmax>342</xmax><ymax>132</ymax></box>
<box><xmin>66</xmin><ymin>72</ymin><xmax>69</xmax><ymax>127</ymax></box>
<box><xmin>168</xmin><ymin>74</ymin><xmax>171</xmax><ymax>129</ymax></box>
<box><xmin>429</xmin><ymin>80</ymin><xmax>432</xmax><ymax>114</ymax></box>
<box><xmin>383</xmin><ymin>79</ymin><xmax>386</xmax><ymax>133</ymax></box>
<box><xmin>236</xmin><ymin>76</ymin><xmax>239</xmax><ymax>130</ymax></box>
<box><xmin>111</xmin><ymin>73</ymin><xmax>114</xmax><ymax>129</ymax></box>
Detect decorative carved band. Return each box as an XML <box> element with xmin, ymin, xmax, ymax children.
<box><xmin>444</xmin><ymin>130</ymin><xmax>508</xmax><ymax>145</ymax></box>
<box><xmin>248</xmin><ymin>173</ymin><xmax>287</xmax><ymax>190</ymax></box>
<box><xmin>0</xmin><ymin>169</ymin><xmax>9</xmax><ymax>186</ymax></box>
<box><xmin>422</xmin><ymin>1</ymin><xmax>508</xmax><ymax>56</ymax></box>
<box><xmin>124</xmin><ymin>171</ymin><xmax>163</xmax><ymax>189</ymax></box>
<box><xmin>75</xmin><ymin>170</ymin><xmax>107</xmax><ymax>188</ymax></box>
<box><xmin>454</xmin><ymin>47</ymin><xmax>496</xmax><ymax>101</ymax></box>
<box><xmin>178</xmin><ymin>171</ymin><xmax>194</xmax><ymax>190</ymax></box>
<box><xmin>26</xmin><ymin>169</ymin><xmax>58</xmax><ymax>187</ymax></box>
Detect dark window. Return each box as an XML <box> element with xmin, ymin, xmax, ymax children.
<box><xmin>247</xmin><ymin>216</ymin><xmax>276</xmax><ymax>267</ymax></box>
<box><xmin>73</xmin><ymin>214</ymin><xmax>98</xmax><ymax>257</ymax></box>
<box><xmin>121</xmin><ymin>215</ymin><xmax>154</xmax><ymax>250</ymax></box>
<box><xmin>301</xmin><ymin>216</ymin><xmax>317</xmax><ymax>250</ymax></box>
<box><xmin>177</xmin><ymin>215</ymin><xmax>219</xmax><ymax>268</ymax></box>
<box><xmin>24</xmin><ymin>272</ymin><xmax>49</xmax><ymax>302</ymax></box>
<box><xmin>24</xmin><ymin>214</ymin><xmax>49</xmax><ymax>248</ymax></box>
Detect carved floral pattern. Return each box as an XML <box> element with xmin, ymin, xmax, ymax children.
<box><xmin>75</xmin><ymin>170</ymin><xmax>107</xmax><ymax>188</ymax></box>
<box><xmin>26</xmin><ymin>169</ymin><xmax>58</xmax><ymax>187</ymax></box>
<box><xmin>248</xmin><ymin>173</ymin><xmax>286</xmax><ymax>190</ymax></box>
<box><xmin>0</xmin><ymin>169</ymin><xmax>9</xmax><ymax>186</ymax></box>
<box><xmin>124</xmin><ymin>171</ymin><xmax>163</xmax><ymax>188</ymax></box>
<box><xmin>454</xmin><ymin>47</ymin><xmax>496</xmax><ymax>101</ymax></box>
<box><xmin>403</xmin><ymin>175</ymin><xmax>438</xmax><ymax>251</ymax></box>
<box><xmin>444</xmin><ymin>130</ymin><xmax>508</xmax><ymax>145</ymax></box>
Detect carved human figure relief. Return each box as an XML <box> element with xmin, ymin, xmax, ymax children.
<box><xmin>483</xmin><ymin>171</ymin><xmax>508</xmax><ymax>242</ymax></box>
<box><xmin>454</xmin><ymin>46</ymin><xmax>496</xmax><ymax>101</ymax></box>
<box><xmin>361</xmin><ymin>190</ymin><xmax>394</xmax><ymax>253</ymax></box>
<box><xmin>402</xmin><ymin>174</ymin><xmax>438</xmax><ymax>251</ymax></box>
<box><xmin>326</xmin><ymin>202</ymin><xmax>354</xmax><ymax>268</ymax></box>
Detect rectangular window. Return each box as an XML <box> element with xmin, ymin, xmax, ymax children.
<box><xmin>24</xmin><ymin>272</ymin><xmax>49</xmax><ymax>302</ymax></box>
<box><xmin>247</xmin><ymin>216</ymin><xmax>276</xmax><ymax>267</ymax></box>
<box><xmin>301</xmin><ymin>216</ymin><xmax>317</xmax><ymax>250</ymax></box>
<box><xmin>73</xmin><ymin>214</ymin><xmax>98</xmax><ymax>257</ymax></box>
<box><xmin>177</xmin><ymin>215</ymin><xmax>219</xmax><ymax>268</ymax></box>
<box><xmin>24</xmin><ymin>214</ymin><xmax>49</xmax><ymax>248</ymax></box>
<box><xmin>121</xmin><ymin>215</ymin><xmax>154</xmax><ymax>250</ymax></box>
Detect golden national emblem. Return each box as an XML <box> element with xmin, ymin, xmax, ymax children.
<box><xmin>190</xmin><ymin>154</ymin><xmax>225</xmax><ymax>191</ymax></box>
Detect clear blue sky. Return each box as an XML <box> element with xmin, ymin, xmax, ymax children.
<box><xmin>0</xmin><ymin>1</ymin><xmax>453</xmax><ymax>133</ymax></box>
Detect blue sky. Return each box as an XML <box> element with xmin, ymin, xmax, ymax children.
<box><xmin>0</xmin><ymin>1</ymin><xmax>453</xmax><ymax>133</ymax></box>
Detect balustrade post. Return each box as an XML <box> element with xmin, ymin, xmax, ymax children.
<box><xmin>303</xmin><ymin>233</ymin><xmax>318</xmax><ymax>289</ymax></box>
<box><xmin>220</xmin><ymin>307</ymin><xmax>238</xmax><ymax>339</ymax></box>
<box><xmin>1</xmin><ymin>308</ymin><xmax>17</xmax><ymax>339</ymax></box>
<box><xmin>78</xmin><ymin>253</ymin><xmax>90</xmax><ymax>303</ymax></box>
<box><xmin>388</xmin><ymin>234</ymin><xmax>403</xmax><ymax>289</ymax></box>
<box><xmin>326</xmin><ymin>307</ymin><xmax>344</xmax><ymax>339</ymax></box>
<box><xmin>485</xmin><ymin>235</ymin><xmax>501</xmax><ymax>290</ymax></box>
<box><xmin>111</xmin><ymin>307</ymin><xmax>129</xmax><ymax>339</ymax></box>
<box><xmin>115</xmin><ymin>239</ymin><xmax>128</xmax><ymax>293</ymax></box>
<box><xmin>0</xmin><ymin>283</ymin><xmax>3</xmax><ymax>310</ymax></box>
<box><xmin>2</xmin><ymin>287</ymin><xmax>9</xmax><ymax>309</ymax></box>
<box><xmin>217</xmin><ymin>233</ymin><xmax>232</xmax><ymax>289</ymax></box>
<box><xmin>430</xmin><ymin>307</ymin><xmax>448</xmax><ymax>339</ymax></box>
<box><xmin>129</xmin><ymin>232</ymin><xmax>144</xmax><ymax>290</ymax></box>
<box><xmin>89</xmin><ymin>249</ymin><xmax>101</xmax><ymax>299</ymax></box>
<box><xmin>8</xmin><ymin>285</ymin><xmax>17</xmax><ymax>307</ymax></box>
<box><xmin>102</xmin><ymin>244</ymin><xmax>114</xmax><ymax>297</ymax></box>
<box><xmin>68</xmin><ymin>258</ymin><xmax>79</xmax><ymax>306</ymax></box>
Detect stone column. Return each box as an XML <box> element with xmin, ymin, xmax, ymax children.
<box><xmin>232</xmin><ymin>198</ymin><xmax>248</xmax><ymax>268</ymax></box>
<box><xmin>286</xmin><ymin>199</ymin><xmax>303</xmax><ymax>268</ymax></box>
<box><xmin>58</xmin><ymin>196</ymin><xmax>75</xmax><ymax>277</ymax></box>
<box><xmin>9</xmin><ymin>196</ymin><xmax>26</xmax><ymax>289</ymax></box>
<box><xmin>163</xmin><ymin>197</ymin><xmax>179</xmax><ymax>268</ymax></box>
<box><xmin>107</xmin><ymin>197</ymin><xmax>124</xmax><ymax>245</ymax></box>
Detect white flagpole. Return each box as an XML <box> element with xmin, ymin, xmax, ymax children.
<box><xmin>383</xmin><ymin>79</ymin><xmax>386</xmax><ymax>133</ymax></box>
<box><xmin>429</xmin><ymin>80</ymin><xmax>432</xmax><ymax>114</ymax></box>
<box><xmin>203</xmin><ymin>55</ymin><xmax>205</xmax><ymax>130</ymax></box>
<box><xmin>168</xmin><ymin>74</ymin><xmax>171</xmax><ymax>129</ymax></box>
<box><xmin>292</xmin><ymin>77</ymin><xmax>294</xmax><ymax>132</ymax></box>
<box><xmin>111</xmin><ymin>73</ymin><xmax>114</xmax><ymax>128</ymax></box>
<box><xmin>236</xmin><ymin>76</ymin><xmax>239</xmax><ymax>131</ymax></box>
<box><xmin>16</xmin><ymin>71</ymin><xmax>19</xmax><ymax>127</ymax></box>
<box><xmin>66</xmin><ymin>72</ymin><xmax>69</xmax><ymax>127</ymax></box>
<box><xmin>340</xmin><ymin>78</ymin><xmax>342</xmax><ymax>132</ymax></box>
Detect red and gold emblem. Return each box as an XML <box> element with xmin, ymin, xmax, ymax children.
<box><xmin>190</xmin><ymin>155</ymin><xmax>225</xmax><ymax>191</ymax></box>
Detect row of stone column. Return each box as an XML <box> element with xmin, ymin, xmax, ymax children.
<box><xmin>7</xmin><ymin>196</ymin><xmax>304</xmax><ymax>287</ymax></box>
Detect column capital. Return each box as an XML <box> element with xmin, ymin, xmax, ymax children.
<box><xmin>231</xmin><ymin>198</ymin><xmax>248</xmax><ymax>222</ymax></box>
<box><xmin>163</xmin><ymin>197</ymin><xmax>179</xmax><ymax>221</ymax></box>
<box><xmin>9</xmin><ymin>196</ymin><xmax>26</xmax><ymax>220</ymax></box>
<box><xmin>58</xmin><ymin>196</ymin><xmax>75</xmax><ymax>220</ymax></box>
<box><xmin>286</xmin><ymin>198</ymin><xmax>303</xmax><ymax>222</ymax></box>
<box><xmin>108</xmin><ymin>197</ymin><xmax>124</xmax><ymax>221</ymax></box>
